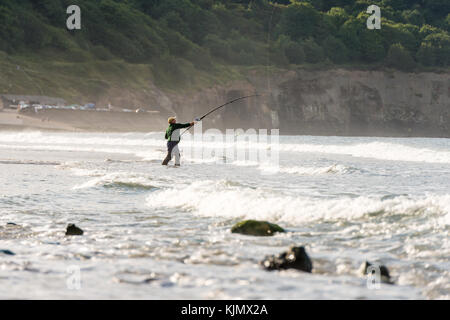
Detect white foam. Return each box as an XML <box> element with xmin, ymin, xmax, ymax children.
<box><xmin>182</xmin><ymin>135</ymin><xmax>450</xmax><ymax>163</ymax></box>
<box><xmin>146</xmin><ymin>180</ymin><xmax>450</xmax><ymax>224</ymax></box>
<box><xmin>69</xmin><ymin>168</ymin><xmax>106</xmax><ymax>177</ymax></box>
<box><xmin>0</xmin><ymin>159</ymin><xmax>61</xmax><ymax>165</ymax></box>
<box><xmin>230</xmin><ymin>160</ymin><xmax>261</xmax><ymax>167</ymax></box>
<box><xmin>0</xmin><ymin>132</ymin><xmax>448</xmax><ymax>164</ymax></box>
<box><xmin>0</xmin><ymin>143</ymin><xmax>137</xmax><ymax>155</ymax></box>
<box><xmin>259</xmin><ymin>164</ymin><xmax>354</xmax><ymax>175</ymax></box>
<box><xmin>441</xmin><ymin>212</ymin><xmax>450</xmax><ymax>226</ymax></box>
<box><xmin>276</xmin><ymin>141</ymin><xmax>450</xmax><ymax>164</ymax></box>
<box><xmin>73</xmin><ymin>172</ymin><xmax>157</xmax><ymax>190</ymax></box>
<box><xmin>0</xmin><ymin>131</ymin><xmax>163</xmax><ymax>148</ymax></box>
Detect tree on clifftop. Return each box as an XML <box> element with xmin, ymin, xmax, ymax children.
<box><xmin>386</xmin><ymin>43</ymin><xmax>416</xmax><ymax>71</ymax></box>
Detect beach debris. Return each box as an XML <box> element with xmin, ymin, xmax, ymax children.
<box><xmin>260</xmin><ymin>246</ymin><xmax>312</xmax><ymax>273</ymax></box>
<box><xmin>231</xmin><ymin>220</ymin><xmax>285</xmax><ymax>236</ymax></box>
<box><xmin>359</xmin><ymin>261</ymin><xmax>393</xmax><ymax>284</ymax></box>
<box><xmin>65</xmin><ymin>224</ymin><xmax>84</xmax><ymax>236</ymax></box>
<box><xmin>0</xmin><ymin>249</ymin><xmax>15</xmax><ymax>255</ymax></box>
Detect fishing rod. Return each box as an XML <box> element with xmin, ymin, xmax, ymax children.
<box><xmin>180</xmin><ymin>94</ymin><xmax>259</xmax><ymax>136</ymax></box>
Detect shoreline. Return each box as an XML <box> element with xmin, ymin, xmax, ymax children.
<box><xmin>1</xmin><ymin>108</ymin><xmax>449</xmax><ymax>138</ymax></box>
<box><xmin>0</xmin><ymin>108</ymin><xmax>167</xmax><ymax>133</ymax></box>
<box><xmin>1</xmin><ymin>125</ymin><xmax>449</xmax><ymax>139</ymax></box>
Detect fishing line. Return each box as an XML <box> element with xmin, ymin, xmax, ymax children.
<box><xmin>180</xmin><ymin>94</ymin><xmax>259</xmax><ymax>136</ymax></box>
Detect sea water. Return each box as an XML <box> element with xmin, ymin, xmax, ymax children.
<box><xmin>0</xmin><ymin>131</ymin><xmax>449</xmax><ymax>299</ymax></box>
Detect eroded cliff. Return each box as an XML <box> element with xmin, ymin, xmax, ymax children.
<box><xmin>8</xmin><ymin>68</ymin><xmax>448</xmax><ymax>137</ymax></box>
<box><xmin>155</xmin><ymin>69</ymin><xmax>449</xmax><ymax>137</ymax></box>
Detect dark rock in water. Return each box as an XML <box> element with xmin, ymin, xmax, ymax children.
<box><xmin>260</xmin><ymin>246</ymin><xmax>312</xmax><ymax>273</ymax></box>
<box><xmin>360</xmin><ymin>261</ymin><xmax>393</xmax><ymax>284</ymax></box>
<box><xmin>231</xmin><ymin>220</ymin><xmax>285</xmax><ymax>236</ymax></box>
<box><xmin>66</xmin><ymin>224</ymin><xmax>84</xmax><ymax>236</ymax></box>
<box><xmin>6</xmin><ymin>222</ymin><xmax>18</xmax><ymax>226</ymax></box>
<box><xmin>0</xmin><ymin>249</ymin><xmax>15</xmax><ymax>255</ymax></box>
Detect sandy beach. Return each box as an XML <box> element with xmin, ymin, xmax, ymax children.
<box><xmin>0</xmin><ymin>109</ymin><xmax>167</xmax><ymax>132</ymax></box>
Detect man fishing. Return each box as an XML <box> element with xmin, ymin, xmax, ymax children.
<box><xmin>162</xmin><ymin>117</ymin><xmax>194</xmax><ymax>166</ymax></box>
<box><xmin>161</xmin><ymin>95</ymin><xmax>257</xmax><ymax>166</ymax></box>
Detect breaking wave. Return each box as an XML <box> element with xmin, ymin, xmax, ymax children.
<box><xmin>0</xmin><ymin>132</ymin><xmax>449</xmax><ymax>164</ymax></box>
<box><xmin>276</xmin><ymin>141</ymin><xmax>450</xmax><ymax>164</ymax></box>
<box><xmin>73</xmin><ymin>172</ymin><xmax>158</xmax><ymax>191</ymax></box>
<box><xmin>259</xmin><ymin>164</ymin><xmax>358</xmax><ymax>175</ymax></box>
<box><xmin>146</xmin><ymin>180</ymin><xmax>450</xmax><ymax>225</ymax></box>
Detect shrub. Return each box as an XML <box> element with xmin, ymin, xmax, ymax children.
<box><xmin>338</xmin><ymin>18</ymin><xmax>362</xmax><ymax>60</ymax></box>
<box><xmin>327</xmin><ymin>7</ymin><xmax>349</xmax><ymax>28</ymax></box>
<box><xmin>278</xmin><ymin>2</ymin><xmax>321</xmax><ymax>40</ymax></box>
<box><xmin>302</xmin><ymin>38</ymin><xmax>325</xmax><ymax>64</ymax></box>
<box><xmin>285</xmin><ymin>41</ymin><xmax>306</xmax><ymax>65</ymax></box>
<box><xmin>322</xmin><ymin>35</ymin><xmax>349</xmax><ymax>63</ymax></box>
<box><xmin>21</xmin><ymin>12</ymin><xmax>52</xmax><ymax>50</ymax></box>
<box><xmin>417</xmin><ymin>32</ymin><xmax>450</xmax><ymax>66</ymax></box>
<box><xmin>385</xmin><ymin>43</ymin><xmax>416</xmax><ymax>71</ymax></box>
<box><xmin>204</xmin><ymin>34</ymin><xmax>231</xmax><ymax>62</ymax></box>
<box><xmin>401</xmin><ymin>9</ymin><xmax>424</xmax><ymax>26</ymax></box>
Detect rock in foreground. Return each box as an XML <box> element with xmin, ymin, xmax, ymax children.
<box><xmin>231</xmin><ymin>220</ymin><xmax>285</xmax><ymax>236</ymax></box>
<box><xmin>261</xmin><ymin>246</ymin><xmax>312</xmax><ymax>273</ymax></box>
<box><xmin>0</xmin><ymin>249</ymin><xmax>15</xmax><ymax>255</ymax></box>
<box><xmin>360</xmin><ymin>261</ymin><xmax>393</xmax><ymax>284</ymax></box>
<box><xmin>66</xmin><ymin>224</ymin><xmax>84</xmax><ymax>236</ymax></box>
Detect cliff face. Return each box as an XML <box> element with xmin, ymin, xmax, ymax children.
<box><xmin>154</xmin><ymin>69</ymin><xmax>449</xmax><ymax>137</ymax></box>
<box><xmin>7</xmin><ymin>68</ymin><xmax>448</xmax><ymax>137</ymax></box>
<box><xmin>267</xmin><ymin>69</ymin><xmax>449</xmax><ymax>137</ymax></box>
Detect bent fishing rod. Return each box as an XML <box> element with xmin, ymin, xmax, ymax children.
<box><xmin>180</xmin><ymin>94</ymin><xmax>260</xmax><ymax>136</ymax></box>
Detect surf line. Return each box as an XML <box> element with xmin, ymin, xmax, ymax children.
<box><xmin>180</xmin><ymin>94</ymin><xmax>260</xmax><ymax>136</ymax></box>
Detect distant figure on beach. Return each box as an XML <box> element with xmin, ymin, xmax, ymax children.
<box><xmin>162</xmin><ymin>117</ymin><xmax>194</xmax><ymax>166</ymax></box>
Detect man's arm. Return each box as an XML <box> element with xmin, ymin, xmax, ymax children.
<box><xmin>173</xmin><ymin>122</ymin><xmax>194</xmax><ymax>129</ymax></box>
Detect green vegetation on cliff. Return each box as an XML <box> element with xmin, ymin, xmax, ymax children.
<box><xmin>0</xmin><ymin>0</ymin><xmax>448</xmax><ymax>98</ymax></box>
